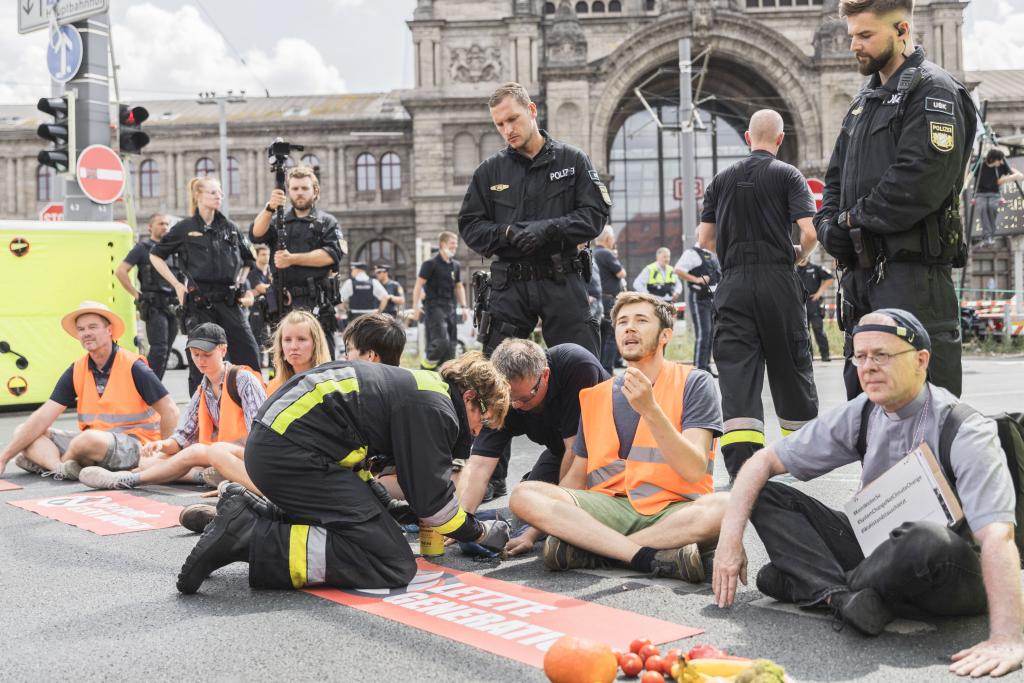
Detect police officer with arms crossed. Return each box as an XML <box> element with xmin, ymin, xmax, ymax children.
<box><xmin>374</xmin><ymin>265</ymin><xmax>405</xmax><ymax>318</ymax></box>
<box><xmin>411</xmin><ymin>232</ymin><xmax>469</xmax><ymax>370</ymax></box>
<box><xmin>340</xmin><ymin>261</ymin><xmax>388</xmax><ymax>324</ymax></box>
<box><xmin>797</xmin><ymin>256</ymin><xmax>834</xmax><ymax>362</ymax></box>
<box><xmin>634</xmin><ymin>247</ymin><xmax>681</xmax><ymax>303</ymax></box>
<box><xmin>251</xmin><ymin>165</ymin><xmax>344</xmax><ymax>359</ymax></box>
<box><xmin>116</xmin><ymin>213</ymin><xmax>185</xmax><ymax>380</ymax></box>
<box><xmin>675</xmin><ymin>243</ymin><xmax>721</xmax><ymax>373</ymax></box>
<box><xmin>816</xmin><ymin>0</ymin><xmax>976</xmax><ymax>399</ymax></box>
<box><xmin>151</xmin><ymin>177</ymin><xmax>261</xmax><ymax>395</ymax></box>
<box><xmin>593</xmin><ymin>226</ymin><xmax>626</xmax><ymax>374</ymax></box>
<box><xmin>458</xmin><ymin>82</ymin><xmax>610</xmax><ymax>357</ymax></box>
<box><xmin>698</xmin><ymin>109</ymin><xmax>819</xmax><ymax>480</ymax></box>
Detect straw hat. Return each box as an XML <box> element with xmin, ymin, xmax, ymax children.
<box><xmin>60</xmin><ymin>301</ymin><xmax>126</xmax><ymax>340</ymax></box>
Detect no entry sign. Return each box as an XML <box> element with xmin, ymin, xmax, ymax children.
<box><xmin>77</xmin><ymin>145</ymin><xmax>125</xmax><ymax>204</ymax></box>
<box><xmin>807</xmin><ymin>177</ymin><xmax>825</xmax><ymax>211</ymax></box>
<box><xmin>39</xmin><ymin>203</ymin><xmax>64</xmax><ymax>221</ymax></box>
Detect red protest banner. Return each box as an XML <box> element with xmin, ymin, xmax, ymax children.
<box><xmin>307</xmin><ymin>558</ymin><xmax>701</xmax><ymax>668</ymax></box>
<box><xmin>8</xmin><ymin>491</ymin><xmax>181</xmax><ymax>535</ymax></box>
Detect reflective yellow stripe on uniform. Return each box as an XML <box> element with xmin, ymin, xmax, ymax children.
<box><xmin>780</xmin><ymin>428</ymin><xmax>794</xmax><ymax>437</ymax></box>
<box><xmin>406</xmin><ymin>368</ymin><xmax>449</xmax><ymax>396</ymax></box>
<box><xmin>432</xmin><ymin>507</ymin><xmax>468</xmax><ymax>535</ymax></box>
<box><xmin>269</xmin><ymin>377</ymin><xmax>359</xmax><ymax>435</ymax></box>
<box><xmin>288</xmin><ymin>524</ymin><xmax>310</xmax><ymax>588</ymax></box>
<box><xmin>720</xmin><ymin>430</ymin><xmax>767</xmax><ymax>447</ymax></box>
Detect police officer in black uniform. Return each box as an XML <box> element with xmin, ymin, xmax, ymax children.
<box><xmin>375</xmin><ymin>265</ymin><xmax>405</xmax><ymax>318</ymax></box>
<box><xmin>796</xmin><ymin>257</ymin><xmax>834</xmax><ymax>362</ymax></box>
<box><xmin>246</xmin><ymin>244</ymin><xmax>273</xmax><ymax>363</ymax></box>
<box><xmin>116</xmin><ymin>213</ymin><xmax>184</xmax><ymax>380</ymax></box>
<box><xmin>150</xmin><ymin>176</ymin><xmax>261</xmax><ymax>395</ymax></box>
<box><xmin>412</xmin><ymin>232</ymin><xmax>468</xmax><ymax>370</ymax></box>
<box><xmin>699</xmin><ymin>109</ymin><xmax>820</xmax><ymax>480</ymax></box>
<box><xmin>816</xmin><ymin>0</ymin><xmax>976</xmax><ymax>399</ymax></box>
<box><xmin>175</xmin><ymin>356</ymin><xmax>512</xmax><ymax>594</ymax></box>
<box><xmin>341</xmin><ymin>261</ymin><xmax>387</xmax><ymax>325</ymax></box>
<box><xmin>593</xmin><ymin>226</ymin><xmax>626</xmax><ymax>373</ymax></box>
<box><xmin>458</xmin><ymin>82</ymin><xmax>610</xmax><ymax>357</ymax></box>
<box><xmin>675</xmin><ymin>244</ymin><xmax>722</xmax><ymax>373</ymax></box>
<box><xmin>250</xmin><ymin>164</ymin><xmax>344</xmax><ymax>358</ymax></box>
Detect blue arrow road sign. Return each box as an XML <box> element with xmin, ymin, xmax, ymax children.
<box><xmin>47</xmin><ymin>24</ymin><xmax>83</xmax><ymax>84</ymax></box>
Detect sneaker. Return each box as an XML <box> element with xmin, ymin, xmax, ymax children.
<box><xmin>79</xmin><ymin>466</ymin><xmax>136</xmax><ymax>490</ymax></box>
<box><xmin>201</xmin><ymin>467</ymin><xmax>225</xmax><ymax>489</ymax></box>
<box><xmin>756</xmin><ymin>562</ymin><xmax>796</xmax><ymax>602</ymax></box>
<box><xmin>53</xmin><ymin>460</ymin><xmax>82</xmax><ymax>481</ymax></box>
<box><xmin>650</xmin><ymin>543</ymin><xmax>705</xmax><ymax>583</ymax></box>
<box><xmin>829</xmin><ymin>588</ymin><xmax>894</xmax><ymax>636</ymax></box>
<box><xmin>542</xmin><ymin>535</ymin><xmax>610</xmax><ymax>572</ymax></box>
<box><xmin>179</xmin><ymin>504</ymin><xmax>217</xmax><ymax>533</ymax></box>
<box><xmin>176</xmin><ymin>495</ymin><xmax>256</xmax><ymax>594</ymax></box>
<box><xmin>14</xmin><ymin>454</ymin><xmax>46</xmax><ymax>475</ymax></box>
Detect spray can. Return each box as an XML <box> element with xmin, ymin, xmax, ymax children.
<box><xmin>419</xmin><ymin>525</ymin><xmax>445</xmax><ymax>556</ymax></box>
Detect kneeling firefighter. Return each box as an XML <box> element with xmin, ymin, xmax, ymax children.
<box><xmin>176</xmin><ymin>353</ymin><xmax>511</xmax><ymax>594</ymax></box>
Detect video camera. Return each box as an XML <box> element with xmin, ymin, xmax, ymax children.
<box><xmin>267</xmin><ymin>137</ymin><xmax>304</xmax><ymax>190</ymax></box>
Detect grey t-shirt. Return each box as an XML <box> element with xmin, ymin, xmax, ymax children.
<box><xmin>574</xmin><ymin>368</ymin><xmax>723</xmax><ymax>459</ymax></box>
<box><xmin>774</xmin><ymin>383</ymin><xmax>1015</xmax><ymax>533</ymax></box>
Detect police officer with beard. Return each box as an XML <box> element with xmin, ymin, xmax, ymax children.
<box><xmin>458</xmin><ymin>82</ymin><xmax>610</xmax><ymax>357</ymax></box>
<box><xmin>116</xmin><ymin>213</ymin><xmax>184</xmax><ymax>380</ymax></box>
<box><xmin>251</xmin><ymin>165</ymin><xmax>344</xmax><ymax>358</ymax></box>
<box><xmin>816</xmin><ymin>0</ymin><xmax>976</xmax><ymax>398</ymax></box>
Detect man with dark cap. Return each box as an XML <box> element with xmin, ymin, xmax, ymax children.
<box><xmin>713</xmin><ymin>309</ymin><xmax>1024</xmax><ymax>676</ymax></box>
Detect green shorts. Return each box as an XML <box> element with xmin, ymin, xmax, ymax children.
<box><xmin>564</xmin><ymin>489</ymin><xmax>690</xmax><ymax>536</ymax></box>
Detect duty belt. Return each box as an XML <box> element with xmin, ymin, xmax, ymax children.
<box><xmin>189</xmin><ymin>286</ymin><xmax>238</xmax><ymax>306</ymax></box>
<box><xmin>497</xmin><ymin>257</ymin><xmax>585</xmax><ymax>282</ymax></box>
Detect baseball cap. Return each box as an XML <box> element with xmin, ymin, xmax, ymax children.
<box><xmin>852</xmin><ymin>308</ymin><xmax>931</xmax><ymax>351</ymax></box>
<box><xmin>351</xmin><ymin>261</ymin><xmax>369</xmax><ymax>270</ymax></box>
<box><xmin>186</xmin><ymin>323</ymin><xmax>228</xmax><ymax>352</ymax></box>
<box><xmin>374</xmin><ymin>264</ymin><xmax>390</xmax><ymax>272</ymax></box>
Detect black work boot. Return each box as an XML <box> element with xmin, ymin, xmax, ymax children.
<box><xmin>829</xmin><ymin>588</ymin><xmax>894</xmax><ymax>636</ymax></box>
<box><xmin>176</xmin><ymin>495</ymin><xmax>256</xmax><ymax>594</ymax></box>
<box><xmin>755</xmin><ymin>562</ymin><xmax>798</xmax><ymax>603</ymax></box>
<box><xmin>217</xmin><ymin>481</ymin><xmax>286</xmax><ymax>521</ymax></box>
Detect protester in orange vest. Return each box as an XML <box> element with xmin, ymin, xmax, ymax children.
<box><xmin>78</xmin><ymin>323</ymin><xmax>266</xmax><ymax>490</ymax></box>
<box><xmin>508</xmin><ymin>292</ymin><xmax>729</xmax><ymax>583</ymax></box>
<box><xmin>0</xmin><ymin>302</ymin><xmax>178</xmax><ymax>480</ymax></box>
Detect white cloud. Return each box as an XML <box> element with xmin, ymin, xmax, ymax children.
<box><xmin>963</xmin><ymin>0</ymin><xmax>1024</xmax><ymax>70</ymax></box>
<box><xmin>0</xmin><ymin>5</ymin><xmax>52</xmax><ymax>103</ymax></box>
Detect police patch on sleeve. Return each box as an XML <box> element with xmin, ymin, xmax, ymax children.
<box><xmin>929</xmin><ymin>121</ymin><xmax>955</xmax><ymax>153</ymax></box>
<box><xmin>588</xmin><ymin>170</ymin><xmax>600</xmax><ymax>182</ymax></box>
<box><xmin>598</xmin><ymin>183</ymin><xmax>612</xmax><ymax>207</ymax></box>
<box><xmin>925</xmin><ymin>97</ymin><xmax>954</xmax><ymax>115</ymax></box>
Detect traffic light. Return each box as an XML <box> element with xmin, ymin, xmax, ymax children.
<box><xmin>37</xmin><ymin>95</ymin><xmax>75</xmax><ymax>173</ymax></box>
<box><xmin>118</xmin><ymin>104</ymin><xmax>150</xmax><ymax>154</ymax></box>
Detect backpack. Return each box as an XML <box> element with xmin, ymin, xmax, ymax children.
<box><xmin>857</xmin><ymin>400</ymin><xmax>1024</xmax><ymax>565</ymax></box>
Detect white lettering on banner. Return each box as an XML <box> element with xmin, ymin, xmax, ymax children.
<box><xmin>384</xmin><ymin>584</ymin><xmax>564</xmax><ymax>652</ymax></box>
<box><xmin>36</xmin><ymin>495</ymin><xmax>161</xmax><ymax>529</ymax></box>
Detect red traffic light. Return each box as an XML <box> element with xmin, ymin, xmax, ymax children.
<box><xmin>119</xmin><ymin>105</ymin><xmax>149</xmax><ymax>126</ymax></box>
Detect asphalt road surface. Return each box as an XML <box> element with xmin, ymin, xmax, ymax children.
<box><xmin>0</xmin><ymin>358</ymin><xmax>1021</xmax><ymax>682</ymax></box>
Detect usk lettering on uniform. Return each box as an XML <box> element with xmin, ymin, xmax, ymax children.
<box><xmin>925</xmin><ymin>97</ymin><xmax>953</xmax><ymax>115</ymax></box>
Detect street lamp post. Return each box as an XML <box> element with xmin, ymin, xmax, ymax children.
<box><xmin>196</xmin><ymin>90</ymin><xmax>247</xmax><ymax>216</ymax></box>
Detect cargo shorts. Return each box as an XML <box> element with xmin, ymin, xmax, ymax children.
<box><xmin>48</xmin><ymin>428</ymin><xmax>142</xmax><ymax>471</ymax></box>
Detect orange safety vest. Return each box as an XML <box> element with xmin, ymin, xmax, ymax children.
<box><xmin>197</xmin><ymin>364</ymin><xmax>264</xmax><ymax>445</ymax></box>
<box><xmin>73</xmin><ymin>348</ymin><xmax>160</xmax><ymax>443</ymax></box>
<box><xmin>579</xmin><ymin>362</ymin><xmax>715</xmax><ymax>515</ymax></box>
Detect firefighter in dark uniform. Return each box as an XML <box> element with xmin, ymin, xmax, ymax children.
<box><xmin>412</xmin><ymin>232</ymin><xmax>468</xmax><ymax>370</ymax></box>
<box><xmin>151</xmin><ymin>176</ymin><xmax>261</xmax><ymax>395</ymax></box>
<box><xmin>797</xmin><ymin>257</ymin><xmax>834</xmax><ymax>362</ymax></box>
<box><xmin>250</xmin><ymin>165</ymin><xmax>344</xmax><ymax>359</ymax></box>
<box><xmin>175</xmin><ymin>355</ymin><xmax>512</xmax><ymax>594</ymax></box>
<box><xmin>698</xmin><ymin>109</ymin><xmax>820</xmax><ymax>480</ymax></box>
<box><xmin>115</xmin><ymin>213</ymin><xmax>184</xmax><ymax>380</ymax></box>
<box><xmin>815</xmin><ymin>0</ymin><xmax>976</xmax><ymax>399</ymax></box>
<box><xmin>375</xmin><ymin>265</ymin><xmax>405</xmax><ymax>318</ymax></box>
<box><xmin>458</xmin><ymin>82</ymin><xmax>610</xmax><ymax>357</ymax></box>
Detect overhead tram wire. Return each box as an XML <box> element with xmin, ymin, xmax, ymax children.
<box><xmin>195</xmin><ymin>0</ymin><xmax>273</xmax><ymax>97</ymax></box>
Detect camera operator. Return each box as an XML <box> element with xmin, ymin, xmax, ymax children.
<box><xmin>251</xmin><ymin>146</ymin><xmax>344</xmax><ymax>359</ymax></box>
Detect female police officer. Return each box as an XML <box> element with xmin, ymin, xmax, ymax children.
<box><xmin>150</xmin><ymin>176</ymin><xmax>261</xmax><ymax>394</ymax></box>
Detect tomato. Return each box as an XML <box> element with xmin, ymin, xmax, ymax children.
<box><xmin>621</xmin><ymin>652</ymin><xmax>644</xmax><ymax>677</ymax></box>
<box><xmin>614</xmin><ymin>650</ymin><xmax>625</xmax><ymax>667</ymax></box>
<box><xmin>644</xmin><ymin>655</ymin><xmax>664</xmax><ymax>673</ymax></box>
<box><xmin>662</xmin><ymin>649</ymin><xmax>682</xmax><ymax>675</ymax></box>
<box><xmin>686</xmin><ymin>644</ymin><xmax>727</xmax><ymax>660</ymax></box>
<box><xmin>640</xmin><ymin>671</ymin><xmax>665</xmax><ymax>683</ymax></box>
<box><xmin>630</xmin><ymin>638</ymin><xmax>652</xmax><ymax>655</ymax></box>
<box><xmin>639</xmin><ymin>644</ymin><xmax>660</xmax><ymax>662</ymax></box>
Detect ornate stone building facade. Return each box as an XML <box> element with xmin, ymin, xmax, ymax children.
<box><xmin>0</xmin><ymin>0</ymin><xmax>1019</xmax><ymax>291</ymax></box>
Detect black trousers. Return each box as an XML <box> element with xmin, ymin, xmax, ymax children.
<box><xmin>486</xmin><ymin>272</ymin><xmax>600</xmax><ymax>358</ymax></box>
<box><xmin>751</xmin><ymin>481</ymin><xmax>987</xmax><ymax>616</ymax></box>
<box><xmin>489</xmin><ymin>445</ymin><xmax>561</xmax><ymax>487</ymax></box>
<box><xmin>840</xmin><ymin>262</ymin><xmax>961</xmax><ymax>399</ymax></box>
<box><xmin>598</xmin><ymin>295</ymin><xmax>618</xmax><ymax>374</ymax></box>
<box><xmin>806</xmin><ymin>305</ymin><xmax>830</xmax><ymax>361</ymax></box>
<box><xmin>713</xmin><ymin>266</ymin><xmax>818</xmax><ymax>479</ymax></box>
<box><xmin>689</xmin><ymin>292</ymin><xmax>714</xmax><ymax>371</ymax></box>
<box><xmin>245</xmin><ymin>423</ymin><xmax>417</xmax><ymax>590</ymax></box>
<box><xmin>422</xmin><ymin>304</ymin><xmax>457</xmax><ymax>369</ymax></box>
<box><xmin>183</xmin><ymin>296</ymin><xmax>261</xmax><ymax>395</ymax></box>
<box><xmin>142</xmin><ymin>306</ymin><xmax>177</xmax><ymax>381</ymax></box>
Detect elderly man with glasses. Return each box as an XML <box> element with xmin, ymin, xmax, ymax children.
<box><xmin>712</xmin><ymin>308</ymin><xmax>1023</xmax><ymax>677</ymax></box>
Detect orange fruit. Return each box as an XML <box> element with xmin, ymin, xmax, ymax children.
<box><xmin>543</xmin><ymin>635</ymin><xmax>618</xmax><ymax>683</ymax></box>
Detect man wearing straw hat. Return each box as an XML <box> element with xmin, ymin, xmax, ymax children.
<box><xmin>0</xmin><ymin>302</ymin><xmax>179</xmax><ymax>480</ymax></box>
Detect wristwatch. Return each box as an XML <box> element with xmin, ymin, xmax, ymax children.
<box><xmin>837</xmin><ymin>210</ymin><xmax>850</xmax><ymax>229</ymax></box>
<box><xmin>264</xmin><ymin>203</ymin><xmax>275</xmax><ymax>214</ymax></box>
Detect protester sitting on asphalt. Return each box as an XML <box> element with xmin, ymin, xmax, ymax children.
<box><xmin>265</xmin><ymin>310</ymin><xmax>334</xmax><ymax>396</ymax></box>
<box><xmin>77</xmin><ymin>323</ymin><xmax>266</xmax><ymax>492</ymax></box>
<box><xmin>175</xmin><ymin>352</ymin><xmax>511</xmax><ymax>595</ymax></box>
<box><xmin>457</xmin><ymin>338</ymin><xmax>607</xmax><ymax>522</ymax></box>
<box><xmin>713</xmin><ymin>309</ymin><xmax>1024</xmax><ymax>677</ymax></box>
<box><xmin>508</xmin><ymin>292</ymin><xmax>727</xmax><ymax>583</ymax></box>
<box><xmin>0</xmin><ymin>301</ymin><xmax>178</xmax><ymax>481</ymax></box>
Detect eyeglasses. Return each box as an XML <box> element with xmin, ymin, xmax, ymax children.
<box><xmin>851</xmin><ymin>349</ymin><xmax>916</xmax><ymax>367</ymax></box>
<box><xmin>476</xmin><ymin>396</ymin><xmax>491</xmax><ymax>428</ymax></box>
<box><xmin>511</xmin><ymin>373</ymin><xmax>543</xmax><ymax>407</ymax></box>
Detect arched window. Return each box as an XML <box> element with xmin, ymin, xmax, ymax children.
<box><xmin>575</xmin><ymin>1</ymin><xmax>589</xmax><ymax>12</ymax></box>
<box><xmin>592</xmin><ymin>1</ymin><xmax>605</xmax><ymax>11</ymax></box>
<box><xmin>355</xmin><ymin>238</ymin><xmax>406</xmax><ymax>273</ymax></box>
<box><xmin>195</xmin><ymin>157</ymin><xmax>216</xmax><ymax>177</ymax></box>
<box><xmin>356</xmin><ymin>152</ymin><xmax>377</xmax><ymax>192</ymax></box>
<box><xmin>139</xmin><ymin>159</ymin><xmax>160</xmax><ymax>198</ymax></box>
<box><xmin>453</xmin><ymin>133</ymin><xmax>478</xmax><ymax>183</ymax></box>
<box><xmin>479</xmin><ymin>132</ymin><xmax>504</xmax><ymax>159</ymax></box>
<box><xmin>226</xmin><ymin>156</ymin><xmax>241</xmax><ymax>196</ymax></box>
<box><xmin>300</xmin><ymin>153</ymin><xmax>321</xmax><ymax>171</ymax></box>
<box><xmin>543</xmin><ymin>1</ymin><xmax>556</xmax><ymax>13</ymax></box>
<box><xmin>381</xmin><ymin>152</ymin><xmax>402</xmax><ymax>192</ymax></box>
<box><xmin>36</xmin><ymin>165</ymin><xmax>55</xmax><ymax>202</ymax></box>
<box><xmin>609</xmin><ymin>0</ymin><xmax>621</xmax><ymax>10</ymax></box>
<box><xmin>644</xmin><ymin>0</ymin><xmax>656</xmax><ymax>10</ymax></box>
